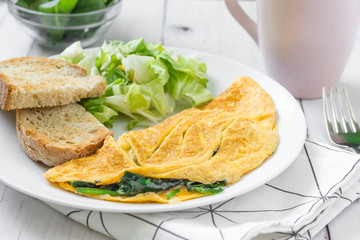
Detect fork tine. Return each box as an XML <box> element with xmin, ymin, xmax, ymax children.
<box><xmin>329</xmin><ymin>87</ymin><xmax>343</xmax><ymax>133</ymax></box>
<box><xmin>336</xmin><ymin>86</ymin><xmax>351</xmax><ymax>133</ymax></box>
<box><xmin>343</xmin><ymin>87</ymin><xmax>360</xmax><ymax>132</ymax></box>
<box><xmin>322</xmin><ymin>87</ymin><xmax>335</xmax><ymax>134</ymax></box>
<box><xmin>323</xmin><ymin>86</ymin><xmax>360</xmax><ymax>152</ymax></box>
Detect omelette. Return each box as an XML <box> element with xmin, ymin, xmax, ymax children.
<box><xmin>44</xmin><ymin>77</ymin><xmax>278</xmax><ymax>203</ymax></box>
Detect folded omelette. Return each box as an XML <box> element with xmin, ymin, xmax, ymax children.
<box><xmin>44</xmin><ymin>77</ymin><xmax>278</xmax><ymax>203</ymax></box>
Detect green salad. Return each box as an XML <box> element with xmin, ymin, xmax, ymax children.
<box><xmin>56</xmin><ymin>38</ymin><xmax>213</xmax><ymax>128</ymax></box>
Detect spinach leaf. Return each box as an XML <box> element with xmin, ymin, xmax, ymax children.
<box><xmin>99</xmin><ymin>183</ymin><xmax>121</xmax><ymax>191</ymax></box>
<box><xmin>16</xmin><ymin>0</ymin><xmax>48</xmax><ymax>10</ymax></box>
<box><xmin>116</xmin><ymin>171</ymin><xmax>185</xmax><ymax>196</ymax></box>
<box><xmin>72</xmin><ymin>0</ymin><xmax>105</xmax><ymax>13</ymax></box>
<box><xmin>185</xmin><ymin>181</ymin><xmax>227</xmax><ymax>194</ymax></box>
<box><xmin>37</xmin><ymin>0</ymin><xmax>78</xmax><ymax>44</ymax></box>
<box><xmin>104</xmin><ymin>0</ymin><xmax>115</xmax><ymax>6</ymax></box>
<box><xmin>68</xmin><ymin>0</ymin><xmax>106</xmax><ymax>35</ymax></box>
<box><xmin>166</xmin><ymin>189</ymin><xmax>180</xmax><ymax>200</ymax></box>
<box><xmin>69</xmin><ymin>172</ymin><xmax>227</xmax><ymax>197</ymax></box>
<box><xmin>15</xmin><ymin>0</ymin><xmax>116</xmax><ymax>46</ymax></box>
<box><xmin>70</xmin><ymin>180</ymin><xmax>97</xmax><ymax>188</ymax></box>
<box><xmin>76</xmin><ymin>188</ymin><xmax>119</xmax><ymax>196</ymax></box>
<box><xmin>39</xmin><ymin>0</ymin><xmax>78</xmax><ymax>14</ymax></box>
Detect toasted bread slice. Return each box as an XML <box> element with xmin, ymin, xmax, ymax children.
<box><xmin>0</xmin><ymin>57</ymin><xmax>105</xmax><ymax>110</ymax></box>
<box><xmin>16</xmin><ymin>103</ymin><xmax>113</xmax><ymax>167</ymax></box>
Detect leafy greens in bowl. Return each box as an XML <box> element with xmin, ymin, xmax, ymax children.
<box><xmin>56</xmin><ymin>38</ymin><xmax>214</xmax><ymax>128</ymax></box>
<box><xmin>8</xmin><ymin>0</ymin><xmax>122</xmax><ymax>49</ymax></box>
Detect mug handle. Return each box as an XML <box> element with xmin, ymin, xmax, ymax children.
<box><xmin>224</xmin><ymin>0</ymin><xmax>258</xmax><ymax>44</ymax></box>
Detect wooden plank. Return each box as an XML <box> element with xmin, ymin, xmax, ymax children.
<box><xmin>93</xmin><ymin>0</ymin><xmax>165</xmax><ymax>45</ymax></box>
<box><xmin>0</xmin><ymin>183</ymin><xmax>110</xmax><ymax>240</ymax></box>
<box><xmin>0</xmin><ymin>10</ymin><xmax>34</xmax><ymax>61</ymax></box>
<box><xmin>328</xmin><ymin>201</ymin><xmax>360</xmax><ymax>240</ymax></box>
<box><xmin>313</xmin><ymin>227</ymin><xmax>330</xmax><ymax>240</ymax></box>
<box><xmin>164</xmin><ymin>0</ymin><xmax>265</xmax><ymax>72</ymax></box>
<box><xmin>27</xmin><ymin>43</ymin><xmax>59</xmax><ymax>58</ymax></box>
<box><xmin>0</xmin><ymin>1</ymin><xmax>7</xmax><ymax>24</ymax></box>
<box><xmin>299</xmin><ymin>99</ymin><xmax>330</xmax><ymax>142</ymax></box>
<box><xmin>0</xmin><ymin>183</ymin><xmax>6</xmax><ymax>204</ymax></box>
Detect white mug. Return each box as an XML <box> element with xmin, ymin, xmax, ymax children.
<box><xmin>225</xmin><ymin>0</ymin><xmax>360</xmax><ymax>98</ymax></box>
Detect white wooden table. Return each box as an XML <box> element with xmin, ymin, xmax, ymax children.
<box><xmin>1</xmin><ymin>0</ymin><xmax>360</xmax><ymax>239</ymax></box>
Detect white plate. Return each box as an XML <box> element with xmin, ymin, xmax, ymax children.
<box><xmin>0</xmin><ymin>48</ymin><xmax>306</xmax><ymax>213</ymax></box>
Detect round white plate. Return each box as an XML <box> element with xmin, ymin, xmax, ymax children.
<box><xmin>0</xmin><ymin>48</ymin><xmax>306</xmax><ymax>213</ymax></box>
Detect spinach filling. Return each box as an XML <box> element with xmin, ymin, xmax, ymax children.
<box><xmin>70</xmin><ymin>171</ymin><xmax>226</xmax><ymax>199</ymax></box>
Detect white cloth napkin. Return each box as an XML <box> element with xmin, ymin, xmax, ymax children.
<box><xmin>48</xmin><ymin>139</ymin><xmax>360</xmax><ymax>240</ymax></box>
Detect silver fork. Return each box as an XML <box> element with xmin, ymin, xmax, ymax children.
<box><xmin>322</xmin><ymin>86</ymin><xmax>360</xmax><ymax>153</ymax></box>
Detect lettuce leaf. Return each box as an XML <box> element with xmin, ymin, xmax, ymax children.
<box><xmin>118</xmin><ymin>38</ymin><xmax>164</xmax><ymax>57</ymax></box>
<box><xmin>55</xmin><ymin>41</ymin><xmax>99</xmax><ymax>75</ymax></box>
<box><xmin>105</xmin><ymin>95</ymin><xmax>136</xmax><ymax>119</ymax></box>
<box><xmin>126</xmin><ymin>120</ymin><xmax>150</xmax><ymax>130</ymax></box>
<box><xmin>55</xmin><ymin>41</ymin><xmax>85</xmax><ymax>64</ymax></box>
<box><xmin>141</xmin><ymin>79</ymin><xmax>168</xmax><ymax>116</ymax></box>
<box><xmin>166</xmin><ymin>74</ymin><xmax>213</xmax><ymax>107</ymax></box>
<box><xmin>77</xmin><ymin>52</ymin><xmax>98</xmax><ymax>75</ymax></box>
<box><xmin>122</xmin><ymin>55</ymin><xmax>156</xmax><ymax>84</ymax></box>
<box><xmin>177</xmin><ymin>54</ymin><xmax>208</xmax><ymax>87</ymax></box>
<box><xmin>58</xmin><ymin>38</ymin><xmax>213</xmax><ymax>128</ymax></box>
<box><xmin>160</xmin><ymin>53</ymin><xmax>208</xmax><ymax>86</ymax></box>
<box><xmin>87</xmin><ymin>105</ymin><xmax>118</xmax><ymax>128</ymax></box>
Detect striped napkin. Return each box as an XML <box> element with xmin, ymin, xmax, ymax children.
<box><xmin>47</xmin><ymin>139</ymin><xmax>360</xmax><ymax>240</ymax></box>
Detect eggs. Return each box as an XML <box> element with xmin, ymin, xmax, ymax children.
<box><xmin>44</xmin><ymin>76</ymin><xmax>278</xmax><ymax>203</ymax></box>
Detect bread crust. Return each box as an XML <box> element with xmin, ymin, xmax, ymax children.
<box><xmin>0</xmin><ymin>57</ymin><xmax>104</xmax><ymax>110</ymax></box>
<box><xmin>0</xmin><ymin>72</ymin><xmax>13</xmax><ymax>110</ymax></box>
<box><xmin>0</xmin><ymin>57</ymin><xmax>87</xmax><ymax>78</ymax></box>
<box><xmin>16</xmin><ymin>123</ymin><xmax>112</xmax><ymax>166</ymax></box>
<box><xmin>16</xmin><ymin>104</ymin><xmax>113</xmax><ymax>167</ymax></box>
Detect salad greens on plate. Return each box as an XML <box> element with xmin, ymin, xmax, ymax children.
<box><xmin>56</xmin><ymin>38</ymin><xmax>213</xmax><ymax>128</ymax></box>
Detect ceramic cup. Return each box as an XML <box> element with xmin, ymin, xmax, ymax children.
<box><xmin>225</xmin><ymin>0</ymin><xmax>360</xmax><ymax>98</ymax></box>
